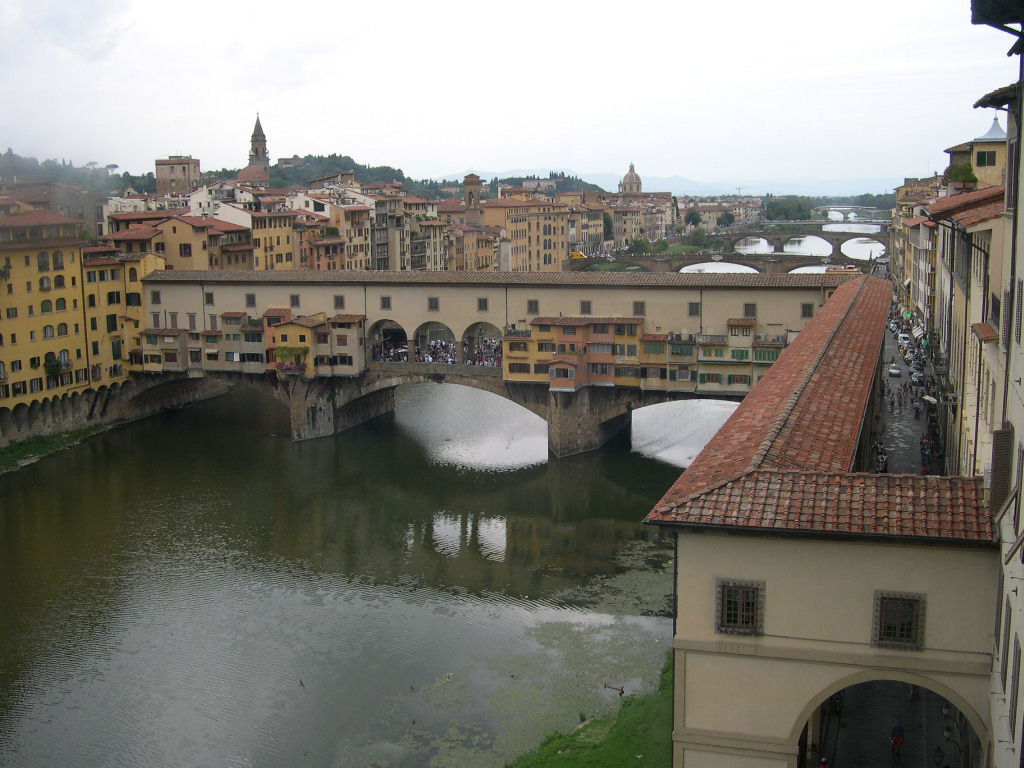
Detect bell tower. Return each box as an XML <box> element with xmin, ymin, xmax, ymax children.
<box><xmin>249</xmin><ymin>115</ymin><xmax>269</xmax><ymax>172</ymax></box>
<box><xmin>464</xmin><ymin>173</ymin><xmax>482</xmax><ymax>225</ymax></box>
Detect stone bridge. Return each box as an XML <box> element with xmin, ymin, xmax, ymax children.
<box><xmin>57</xmin><ymin>363</ymin><xmax>734</xmax><ymax>458</ymax></box>
<box><xmin>573</xmin><ymin>251</ymin><xmax>871</xmax><ymax>274</ymax></box>
<box><xmin>227</xmin><ymin>362</ymin><xmax>741</xmax><ymax>457</ymax></box>
<box><xmin>0</xmin><ymin>372</ymin><xmax>230</xmax><ymax>450</ymax></box>
<box><xmin>723</xmin><ymin>228</ymin><xmax>889</xmax><ymax>256</ymax></box>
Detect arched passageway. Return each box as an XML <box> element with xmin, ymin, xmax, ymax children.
<box><xmin>413</xmin><ymin>322</ymin><xmax>456</xmax><ymax>364</ymax></box>
<box><xmin>797</xmin><ymin>678</ymin><xmax>985</xmax><ymax>768</ymax></box>
<box><xmin>460</xmin><ymin>322</ymin><xmax>503</xmax><ymax>368</ymax></box>
<box><xmin>368</xmin><ymin>319</ymin><xmax>409</xmax><ymax>362</ymax></box>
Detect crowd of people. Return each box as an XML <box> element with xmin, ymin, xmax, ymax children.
<box><xmin>371</xmin><ymin>336</ymin><xmax>503</xmax><ymax>367</ymax></box>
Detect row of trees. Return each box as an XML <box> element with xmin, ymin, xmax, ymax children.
<box><xmin>683</xmin><ymin>209</ymin><xmax>735</xmax><ymax>228</ymax></box>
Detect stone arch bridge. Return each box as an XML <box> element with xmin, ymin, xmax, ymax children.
<box><xmin>0</xmin><ymin>365</ymin><xmax>741</xmax><ymax>458</ymax></box>
<box><xmin>723</xmin><ymin>228</ymin><xmax>889</xmax><ymax>256</ymax></box>
<box><xmin>575</xmin><ymin>251</ymin><xmax>871</xmax><ymax>274</ymax></box>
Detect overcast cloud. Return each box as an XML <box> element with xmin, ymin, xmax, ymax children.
<box><xmin>0</xmin><ymin>0</ymin><xmax>1018</xmax><ymax>189</ymax></box>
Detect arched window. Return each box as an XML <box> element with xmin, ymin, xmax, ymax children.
<box><xmin>37</xmin><ymin>252</ymin><xmax>50</xmax><ymax>271</ymax></box>
<box><xmin>40</xmin><ymin>300</ymin><xmax>53</xmax><ymax>313</ymax></box>
<box><xmin>52</xmin><ymin>251</ymin><xmax>64</xmax><ymax>270</ymax></box>
<box><xmin>0</xmin><ymin>361</ymin><xmax>5</xmax><ymax>378</ymax></box>
<box><xmin>43</xmin><ymin>325</ymin><xmax>55</xmax><ymax>339</ymax></box>
<box><xmin>39</xmin><ymin>276</ymin><xmax>51</xmax><ymax>291</ymax></box>
<box><xmin>54</xmin><ymin>275</ymin><xmax>66</xmax><ymax>288</ymax></box>
<box><xmin>57</xmin><ymin>323</ymin><xmax>68</xmax><ymax>336</ymax></box>
<box><xmin>59</xmin><ymin>349</ymin><xmax>70</xmax><ymax>366</ymax></box>
<box><xmin>129</xmin><ymin>267</ymin><xmax>138</xmax><ymax>282</ymax></box>
<box><xmin>44</xmin><ymin>352</ymin><xmax>56</xmax><ymax>363</ymax></box>
<box><xmin>55</xmin><ymin>298</ymin><xmax>67</xmax><ymax>311</ymax></box>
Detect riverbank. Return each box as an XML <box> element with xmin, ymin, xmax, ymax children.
<box><xmin>507</xmin><ymin>654</ymin><xmax>673</xmax><ymax>767</ymax></box>
<box><xmin>0</xmin><ymin>425</ymin><xmax>106</xmax><ymax>475</ymax></box>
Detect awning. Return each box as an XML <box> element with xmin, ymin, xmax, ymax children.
<box><xmin>903</xmin><ymin>279</ymin><xmax>912</xmax><ymax>291</ymax></box>
<box><xmin>204</xmin><ymin>348</ymin><xmax>218</xmax><ymax>354</ymax></box>
<box><xmin>912</xmin><ymin>327</ymin><xmax>925</xmax><ymax>340</ymax></box>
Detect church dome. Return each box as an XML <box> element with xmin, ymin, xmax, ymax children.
<box><xmin>975</xmin><ymin>116</ymin><xmax>1006</xmax><ymax>143</ymax></box>
<box><xmin>622</xmin><ymin>163</ymin><xmax>641</xmax><ymax>184</ymax></box>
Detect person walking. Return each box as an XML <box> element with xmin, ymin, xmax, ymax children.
<box><xmin>890</xmin><ymin>721</ymin><xmax>905</xmax><ymax>758</ymax></box>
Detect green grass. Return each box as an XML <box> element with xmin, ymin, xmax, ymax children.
<box><xmin>506</xmin><ymin>654</ymin><xmax>673</xmax><ymax>768</ymax></box>
<box><xmin>0</xmin><ymin>426</ymin><xmax>103</xmax><ymax>472</ymax></box>
<box><xmin>584</xmin><ymin>262</ymin><xmax>631</xmax><ymax>271</ymax></box>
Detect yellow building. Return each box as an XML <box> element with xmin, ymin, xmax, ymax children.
<box><xmin>212</xmin><ymin>202</ymin><xmax>298</xmax><ymax>270</ymax></box>
<box><xmin>481</xmin><ymin>197</ymin><xmax>568</xmax><ymax>272</ymax></box>
<box><xmin>0</xmin><ymin>207</ymin><xmax>90</xmax><ymax>408</ymax></box>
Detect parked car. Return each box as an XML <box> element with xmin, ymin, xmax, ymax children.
<box><xmin>910</xmin><ymin>371</ymin><xmax>925</xmax><ymax>385</ymax></box>
<box><xmin>897</xmin><ymin>333</ymin><xmax>911</xmax><ymax>347</ymax></box>
<box><xmin>888</xmin><ymin>364</ymin><xmax>902</xmax><ymax>377</ymax></box>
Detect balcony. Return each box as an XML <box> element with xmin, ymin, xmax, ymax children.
<box><xmin>695</xmin><ymin>334</ymin><xmax>727</xmax><ymax>345</ymax></box>
<box><xmin>276</xmin><ymin>362</ymin><xmax>304</xmax><ymax>375</ymax></box>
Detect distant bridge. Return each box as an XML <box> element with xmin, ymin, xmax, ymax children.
<box><xmin>723</xmin><ymin>228</ymin><xmax>889</xmax><ymax>256</ymax></box>
<box><xmin>574</xmin><ymin>251</ymin><xmax>873</xmax><ymax>274</ymax></box>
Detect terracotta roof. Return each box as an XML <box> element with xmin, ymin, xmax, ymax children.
<box><xmin>329</xmin><ymin>314</ymin><xmax>365</xmax><ymax>323</ymax></box>
<box><xmin>972</xmin><ymin>322</ymin><xmax>999</xmax><ymax>343</ymax></box>
<box><xmin>342</xmin><ymin>205</ymin><xmax>371</xmax><ymax>212</ymax></box>
<box><xmin>418</xmin><ymin>221</ymin><xmax>448</xmax><ymax>227</ymax></box>
<box><xmin>287</xmin><ymin>316</ymin><xmax>327</xmax><ymax>329</ymax></box>
<box><xmin>82</xmin><ymin>245</ymin><xmax>118</xmax><ymax>254</ymax></box>
<box><xmin>262</xmin><ymin>308</ymin><xmax>291</xmax><ymax>317</ymax></box>
<box><xmin>144</xmin><ymin>270</ymin><xmax>859</xmax><ymax>290</ymax></box>
<box><xmin>0</xmin><ymin>210</ymin><xmax>82</xmax><ymax>227</ymax></box>
<box><xmin>944</xmin><ymin>142</ymin><xmax>972</xmax><ymax>154</ymax></box>
<box><xmin>532</xmin><ymin>316</ymin><xmax>643</xmax><ymax>326</ymax></box>
<box><xmin>84</xmin><ymin>257</ymin><xmax>122</xmax><ymax>266</ymax></box>
<box><xmin>925</xmin><ymin>185</ymin><xmax>1005</xmax><ymax>216</ymax></box>
<box><xmin>104</xmin><ymin>225</ymin><xmax>160</xmax><ymax>241</ymax></box>
<box><xmin>902</xmin><ymin>216</ymin><xmax>933</xmax><ymax>228</ymax></box>
<box><xmin>954</xmin><ymin>200</ymin><xmax>1005</xmax><ymax>228</ymax></box>
<box><xmin>641</xmin><ymin>333</ymin><xmax>670</xmax><ymax>341</ymax></box>
<box><xmin>646</xmin><ymin>275</ymin><xmax>994</xmax><ymax>544</ymax></box>
<box><xmin>220</xmin><ymin>243</ymin><xmax>255</xmax><ymax>252</ymax></box>
<box><xmin>220</xmin><ymin>311</ymin><xmax>248</xmax><ymax>318</ymax></box>
<box><xmin>727</xmin><ymin>317</ymin><xmax>757</xmax><ymax>326</ymax></box>
<box><xmin>437</xmin><ymin>199</ymin><xmax>467</xmax><ymax>213</ymax></box>
<box><xmin>646</xmin><ymin>471</ymin><xmax>988</xmax><ymax>541</ymax></box>
<box><xmin>200</xmin><ymin>330</ymin><xmax>223</xmax><ymax>336</ymax></box>
<box><xmin>109</xmin><ymin>209</ymin><xmax>186</xmax><ymax>222</ymax></box>
<box><xmin>974</xmin><ymin>83</ymin><xmax>1018</xmax><ymax>109</ymax></box>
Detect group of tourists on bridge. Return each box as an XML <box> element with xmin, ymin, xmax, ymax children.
<box><xmin>372</xmin><ymin>337</ymin><xmax>503</xmax><ymax>366</ymax></box>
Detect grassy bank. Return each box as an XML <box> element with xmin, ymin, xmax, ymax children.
<box><xmin>0</xmin><ymin>426</ymin><xmax>104</xmax><ymax>473</ymax></box>
<box><xmin>507</xmin><ymin>654</ymin><xmax>673</xmax><ymax>767</ymax></box>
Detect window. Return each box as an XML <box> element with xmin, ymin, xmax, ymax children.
<box><xmin>977</xmin><ymin>150</ymin><xmax>997</xmax><ymax>167</ymax></box>
<box><xmin>688</xmin><ymin>302</ymin><xmax>700</xmax><ymax>317</ymax></box>
<box><xmin>107</xmin><ymin>291</ymin><xmax>121</xmax><ymax>305</ymax></box>
<box><xmin>40</xmin><ymin>300</ymin><xmax>52</xmax><ymax>313</ymax></box>
<box><xmin>106</xmin><ymin>315</ymin><xmax>117</xmax><ymax>333</ymax></box>
<box><xmin>579</xmin><ymin>300</ymin><xmax>592</xmax><ymax>315</ymax></box>
<box><xmin>563</xmin><ymin>326</ymin><xmax>577</xmax><ymax>336</ymax></box>
<box><xmin>728</xmin><ymin>374</ymin><xmax>751</xmax><ymax>385</ymax></box>
<box><xmin>873</xmin><ymin>591</ymin><xmax>925</xmax><ymax>649</ymax></box>
<box><xmin>204</xmin><ymin>292</ymin><xmax>214</xmax><ymax>305</ymax></box>
<box><xmin>1012</xmin><ymin>637</ymin><xmax>1022</xmax><ymax>738</ymax></box>
<box><xmin>801</xmin><ymin>303</ymin><xmax>814</xmax><ymax>319</ymax></box>
<box><xmin>5</xmin><ymin>307</ymin><xmax>15</xmax><ymax>319</ymax></box>
<box><xmin>477</xmin><ymin>297</ymin><xmax>488</xmax><ymax>312</ymax></box>
<box><xmin>508</xmin><ymin>363</ymin><xmax>531</xmax><ymax>374</ymax></box>
<box><xmin>380</xmin><ymin>296</ymin><xmax>392</xmax><ymax>311</ymax></box>
<box><xmin>731</xmin><ymin>349</ymin><xmax>749</xmax><ymax>360</ymax></box>
<box><xmin>334</xmin><ymin>295</ymin><xmax>345</xmax><ymax>310</ymax></box>
<box><xmin>508</xmin><ymin>341</ymin><xmax>528</xmax><ymax>352</ymax></box>
<box><xmin>427</xmin><ymin>297</ymin><xmax>439</xmax><ymax>311</ymax></box>
<box><xmin>743</xmin><ymin>303</ymin><xmax>757</xmax><ymax>318</ymax></box>
<box><xmin>208</xmin><ymin>314</ymin><xmax>218</xmax><ymax>331</ymax></box>
<box><xmin>716</xmin><ymin>580</ymin><xmax>764</xmax><ymax>635</ymax></box>
<box><xmin>633</xmin><ymin>301</ymin><xmax>646</xmax><ymax>316</ymax></box>
<box><xmin>246</xmin><ymin>293</ymin><xmax>256</xmax><ymax>308</ymax></box>
<box><xmin>179</xmin><ymin>243</ymin><xmax>192</xmax><ymax>258</ymax></box>
<box><xmin>527</xmin><ymin>299</ymin><xmax>539</xmax><ymax>314</ymax></box>
<box><xmin>150</xmin><ymin>290</ymin><xmax>161</xmax><ymax>305</ymax></box>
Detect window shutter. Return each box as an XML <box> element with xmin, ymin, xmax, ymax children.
<box><xmin>1003</xmin><ymin>288</ymin><xmax>1013</xmax><ymax>349</ymax></box>
<box><xmin>991</xmin><ymin>425</ymin><xmax>1014</xmax><ymax>514</ymax></box>
<box><xmin>1016</xmin><ymin>279</ymin><xmax>1022</xmax><ymax>346</ymax></box>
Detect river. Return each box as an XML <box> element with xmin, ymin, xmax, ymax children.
<box><xmin>0</xmin><ymin>385</ymin><xmax>734</xmax><ymax>768</ymax></box>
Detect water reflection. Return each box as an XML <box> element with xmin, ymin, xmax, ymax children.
<box><xmin>680</xmin><ymin>261</ymin><xmax>758</xmax><ymax>273</ymax></box>
<box><xmin>0</xmin><ymin>386</ymin><xmax>687</xmax><ymax>768</ymax></box>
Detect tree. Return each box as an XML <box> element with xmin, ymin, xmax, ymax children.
<box><xmin>602</xmin><ymin>211</ymin><xmax>613</xmax><ymax>241</ymax></box>
<box><xmin>684</xmin><ymin>209</ymin><xmax>702</xmax><ymax>227</ymax></box>
<box><xmin>716</xmin><ymin>212</ymin><xmax>735</xmax><ymax>227</ymax></box>
<box><xmin>946</xmin><ymin>163</ymin><xmax>978</xmax><ymax>184</ymax></box>
<box><xmin>626</xmin><ymin>238</ymin><xmax>652</xmax><ymax>255</ymax></box>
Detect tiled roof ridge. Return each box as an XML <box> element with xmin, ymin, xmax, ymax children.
<box><xmin>745</xmin><ymin>275</ymin><xmax>869</xmax><ymax>482</ymax></box>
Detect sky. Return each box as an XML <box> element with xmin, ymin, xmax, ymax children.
<box><xmin>0</xmin><ymin>0</ymin><xmax>1019</xmax><ymax>191</ymax></box>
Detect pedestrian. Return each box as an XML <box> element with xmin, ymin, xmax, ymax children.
<box><xmin>890</xmin><ymin>721</ymin><xmax>905</xmax><ymax>758</ymax></box>
<box><xmin>820</xmin><ymin>758</ymin><xmax>830</xmax><ymax>768</ymax></box>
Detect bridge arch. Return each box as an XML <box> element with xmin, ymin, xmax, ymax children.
<box><xmin>461</xmin><ymin>321</ymin><xmax>503</xmax><ymax>368</ymax></box>
<box><xmin>680</xmin><ymin>260</ymin><xmax>763</xmax><ymax>274</ymax></box>
<box><xmin>788</xmin><ymin>669</ymin><xmax>988</xmax><ymax>749</ymax></box>
<box><xmin>412</xmin><ymin>321</ymin><xmax>457</xmax><ymax>364</ymax></box>
<box><xmin>780</xmin><ymin>234</ymin><xmax>834</xmax><ymax>255</ymax></box>
<box><xmin>368</xmin><ymin>318</ymin><xmax>409</xmax><ymax>362</ymax></box>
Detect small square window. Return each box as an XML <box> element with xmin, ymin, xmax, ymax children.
<box><xmin>716</xmin><ymin>579</ymin><xmax>764</xmax><ymax>635</ymax></box>
<box><xmin>688</xmin><ymin>302</ymin><xmax>700</xmax><ymax>317</ymax></box>
<box><xmin>873</xmin><ymin>591</ymin><xmax>925</xmax><ymax>649</ymax></box>
<box><xmin>477</xmin><ymin>297</ymin><xmax>488</xmax><ymax>312</ymax></box>
<box><xmin>245</xmin><ymin>293</ymin><xmax>256</xmax><ymax>308</ymax></box>
<box><xmin>633</xmin><ymin>301</ymin><xmax>646</xmax><ymax>316</ymax></box>
<box><xmin>334</xmin><ymin>295</ymin><xmax>345</xmax><ymax>310</ymax></box>
<box><xmin>580</xmin><ymin>300</ymin><xmax>592</xmax><ymax>315</ymax></box>
<box><xmin>801</xmin><ymin>303</ymin><xmax>814</xmax><ymax>319</ymax></box>
<box><xmin>743</xmin><ymin>303</ymin><xmax>757</xmax><ymax>318</ymax></box>
<box><xmin>428</xmin><ymin>297</ymin><xmax>439</xmax><ymax>311</ymax></box>
<box><xmin>380</xmin><ymin>296</ymin><xmax>392</xmax><ymax>311</ymax></box>
<box><xmin>527</xmin><ymin>299</ymin><xmax>539</xmax><ymax>315</ymax></box>
<box><xmin>204</xmin><ymin>292</ymin><xmax>214</xmax><ymax>306</ymax></box>
<box><xmin>150</xmin><ymin>290</ymin><xmax>161</xmax><ymax>305</ymax></box>
<box><xmin>290</xmin><ymin>294</ymin><xmax>300</xmax><ymax>308</ymax></box>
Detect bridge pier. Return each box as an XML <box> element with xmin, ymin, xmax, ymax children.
<box><xmin>283</xmin><ymin>377</ymin><xmax>398</xmax><ymax>442</ymax></box>
<box><xmin>547</xmin><ymin>387</ymin><xmax>633</xmax><ymax>457</ymax></box>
